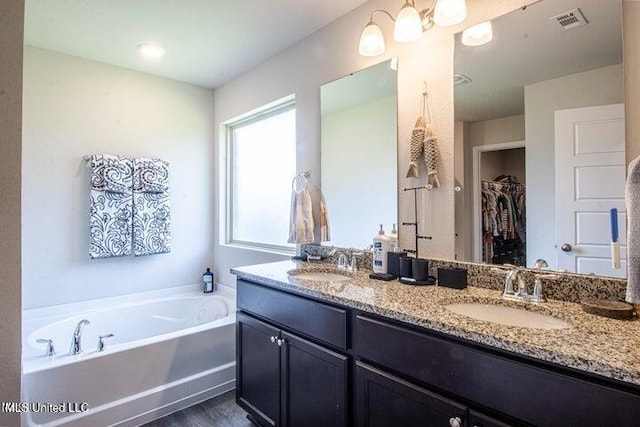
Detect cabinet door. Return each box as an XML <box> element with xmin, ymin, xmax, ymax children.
<box><xmin>468</xmin><ymin>410</ymin><xmax>514</xmax><ymax>427</ymax></box>
<box><xmin>355</xmin><ymin>361</ymin><xmax>467</xmax><ymax>427</ymax></box>
<box><xmin>281</xmin><ymin>331</ymin><xmax>348</xmax><ymax>427</ymax></box>
<box><xmin>237</xmin><ymin>312</ymin><xmax>281</xmax><ymax>427</ymax></box>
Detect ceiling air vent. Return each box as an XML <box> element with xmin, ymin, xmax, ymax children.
<box><xmin>550</xmin><ymin>8</ymin><xmax>588</xmax><ymax>31</ymax></box>
<box><xmin>453</xmin><ymin>73</ymin><xmax>472</xmax><ymax>86</ymax></box>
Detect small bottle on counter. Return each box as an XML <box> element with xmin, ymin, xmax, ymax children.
<box><xmin>202</xmin><ymin>267</ymin><xmax>215</xmax><ymax>293</ymax></box>
<box><xmin>388</xmin><ymin>223</ymin><xmax>399</xmax><ymax>252</ymax></box>
<box><xmin>372</xmin><ymin>224</ymin><xmax>392</xmax><ymax>274</ymax></box>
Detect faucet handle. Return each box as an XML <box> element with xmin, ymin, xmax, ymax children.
<box><xmin>36</xmin><ymin>338</ymin><xmax>55</xmax><ymax>356</ymax></box>
<box><xmin>349</xmin><ymin>252</ymin><xmax>363</xmax><ymax>271</ymax></box>
<box><xmin>337</xmin><ymin>253</ymin><xmax>348</xmax><ymax>269</ymax></box>
<box><xmin>97</xmin><ymin>334</ymin><xmax>114</xmax><ymax>352</ymax></box>
<box><xmin>530</xmin><ymin>274</ymin><xmax>559</xmax><ymax>303</ymax></box>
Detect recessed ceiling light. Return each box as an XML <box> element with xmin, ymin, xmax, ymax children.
<box><xmin>137</xmin><ymin>43</ymin><xmax>165</xmax><ymax>60</ymax></box>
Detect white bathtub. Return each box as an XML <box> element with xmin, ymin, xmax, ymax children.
<box><xmin>22</xmin><ymin>285</ymin><xmax>236</xmax><ymax>427</ymax></box>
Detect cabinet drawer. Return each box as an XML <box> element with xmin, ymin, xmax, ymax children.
<box><xmin>237</xmin><ymin>280</ymin><xmax>347</xmax><ymax>350</ymax></box>
<box><xmin>355</xmin><ymin>314</ymin><xmax>640</xmax><ymax>427</ymax></box>
<box><xmin>355</xmin><ymin>361</ymin><xmax>466</xmax><ymax>427</ymax></box>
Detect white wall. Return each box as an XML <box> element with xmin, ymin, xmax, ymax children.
<box><xmin>22</xmin><ymin>47</ymin><xmax>215</xmax><ymax>309</ymax></box>
<box><xmin>525</xmin><ymin>64</ymin><xmax>623</xmax><ymax>268</ymax></box>
<box><xmin>0</xmin><ymin>0</ymin><xmax>23</xmax><ymax>421</ymax></box>
<box><xmin>321</xmin><ymin>95</ymin><xmax>397</xmax><ymax>248</ymax></box>
<box><xmin>213</xmin><ymin>0</ymin><xmax>537</xmax><ymax>287</ymax></box>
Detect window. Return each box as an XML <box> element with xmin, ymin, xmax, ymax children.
<box><xmin>224</xmin><ymin>96</ymin><xmax>296</xmax><ymax>252</ymax></box>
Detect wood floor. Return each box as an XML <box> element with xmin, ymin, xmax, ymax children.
<box><xmin>142</xmin><ymin>390</ymin><xmax>254</xmax><ymax>427</ymax></box>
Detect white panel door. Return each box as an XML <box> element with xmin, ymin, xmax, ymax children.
<box><xmin>555</xmin><ymin>104</ymin><xmax>626</xmax><ymax>278</ymax></box>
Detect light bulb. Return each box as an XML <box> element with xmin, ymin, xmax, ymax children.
<box><xmin>461</xmin><ymin>21</ymin><xmax>493</xmax><ymax>46</ymax></box>
<box><xmin>393</xmin><ymin>3</ymin><xmax>423</xmax><ymax>42</ymax></box>
<box><xmin>434</xmin><ymin>0</ymin><xmax>467</xmax><ymax>26</ymax></box>
<box><xmin>359</xmin><ymin>22</ymin><xmax>385</xmax><ymax>56</ymax></box>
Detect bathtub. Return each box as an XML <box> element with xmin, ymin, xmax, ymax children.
<box><xmin>22</xmin><ymin>284</ymin><xmax>236</xmax><ymax>427</ymax></box>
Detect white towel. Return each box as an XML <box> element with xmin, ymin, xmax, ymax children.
<box><xmin>320</xmin><ymin>191</ymin><xmax>331</xmax><ymax>242</ymax></box>
<box><xmin>287</xmin><ymin>188</ymin><xmax>314</xmax><ymax>244</ymax></box>
<box><xmin>626</xmin><ymin>155</ymin><xmax>640</xmax><ymax>303</ymax></box>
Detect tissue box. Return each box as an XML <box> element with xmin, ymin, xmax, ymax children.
<box><xmin>437</xmin><ymin>267</ymin><xmax>467</xmax><ymax>290</ymax></box>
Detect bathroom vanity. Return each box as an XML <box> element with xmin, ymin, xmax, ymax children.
<box><xmin>232</xmin><ymin>261</ymin><xmax>640</xmax><ymax>427</ymax></box>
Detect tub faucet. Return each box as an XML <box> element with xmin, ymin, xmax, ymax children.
<box><xmin>69</xmin><ymin>319</ymin><xmax>90</xmax><ymax>355</ymax></box>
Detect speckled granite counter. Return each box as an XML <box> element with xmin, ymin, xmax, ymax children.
<box><xmin>232</xmin><ymin>260</ymin><xmax>640</xmax><ymax>387</ymax></box>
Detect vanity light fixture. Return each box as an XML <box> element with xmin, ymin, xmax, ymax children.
<box><xmin>461</xmin><ymin>21</ymin><xmax>493</xmax><ymax>46</ymax></box>
<box><xmin>137</xmin><ymin>42</ymin><xmax>166</xmax><ymax>60</ymax></box>
<box><xmin>358</xmin><ymin>0</ymin><xmax>467</xmax><ymax>57</ymax></box>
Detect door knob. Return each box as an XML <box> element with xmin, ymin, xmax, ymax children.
<box><xmin>270</xmin><ymin>336</ymin><xmax>276</xmax><ymax>343</ymax></box>
<box><xmin>561</xmin><ymin>243</ymin><xmax>572</xmax><ymax>252</ymax></box>
<box><xmin>449</xmin><ymin>417</ymin><xmax>462</xmax><ymax>427</ymax></box>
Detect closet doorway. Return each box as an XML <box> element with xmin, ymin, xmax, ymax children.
<box><xmin>472</xmin><ymin>141</ymin><xmax>526</xmax><ymax>266</ymax></box>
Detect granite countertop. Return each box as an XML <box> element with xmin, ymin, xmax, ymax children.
<box><xmin>232</xmin><ymin>260</ymin><xmax>640</xmax><ymax>386</ymax></box>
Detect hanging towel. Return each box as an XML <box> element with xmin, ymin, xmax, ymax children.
<box><xmin>626</xmin><ymin>155</ymin><xmax>640</xmax><ymax>303</ymax></box>
<box><xmin>89</xmin><ymin>154</ymin><xmax>133</xmax><ymax>259</ymax></box>
<box><xmin>320</xmin><ymin>191</ymin><xmax>331</xmax><ymax>242</ymax></box>
<box><xmin>287</xmin><ymin>187</ymin><xmax>314</xmax><ymax>244</ymax></box>
<box><xmin>133</xmin><ymin>158</ymin><xmax>171</xmax><ymax>256</ymax></box>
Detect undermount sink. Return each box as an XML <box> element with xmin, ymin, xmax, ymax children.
<box><xmin>445</xmin><ymin>303</ymin><xmax>571</xmax><ymax>330</ymax></box>
<box><xmin>287</xmin><ymin>269</ymin><xmax>352</xmax><ymax>282</ymax></box>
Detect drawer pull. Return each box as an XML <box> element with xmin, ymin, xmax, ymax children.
<box><xmin>449</xmin><ymin>417</ymin><xmax>462</xmax><ymax>427</ymax></box>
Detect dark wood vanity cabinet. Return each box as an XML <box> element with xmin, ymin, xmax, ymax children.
<box><xmin>354</xmin><ymin>314</ymin><xmax>640</xmax><ymax>427</ymax></box>
<box><xmin>236</xmin><ymin>280</ymin><xmax>348</xmax><ymax>427</ymax></box>
<box><xmin>237</xmin><ymin>278</ymin><xmax>640</xmax><ymax>427</ymax></box>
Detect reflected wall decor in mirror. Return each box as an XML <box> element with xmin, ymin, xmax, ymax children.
<box><xmin>321</xmin><ymin>59</ymin><xmax>398</xmax><ymax>249</ymax></box>
<box><xmin>454</xmin><ymin>0</ymin><xmax>625</xmax><ymax>278</ymax></box>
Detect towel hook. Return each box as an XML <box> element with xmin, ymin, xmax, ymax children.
<box><xmin>292</xmin><ymin>171</ymin><xmax>310</xmax><ymax>193</ymax></box>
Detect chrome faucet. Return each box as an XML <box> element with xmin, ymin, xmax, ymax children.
<box><xmin>69</xmin><ymin>319</ymin><xmax>90</xmax><ymax>355</ymax></box>
<box><xmin>502</xmin><ymin>266</ymin><xmax>527</xmax><ymax>301</ymax></box>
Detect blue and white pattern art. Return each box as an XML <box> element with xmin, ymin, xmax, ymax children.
<box><xmin>132</xmin><ymin>158</ymin><xmax>171</xmax><ymax>256</ymax></box>
<box><xmin>89</xmin><ymin>154</ymin><xmax>134</xmax><ymax>259</ymax></box>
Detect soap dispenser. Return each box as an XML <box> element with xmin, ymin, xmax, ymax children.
<box><xmin>372</xmin><ymin>224</ymin><xmax>392</xmax><ymax>274</ymax></box>
<box><xmin>388</xmin><ymin>223</ymin><xmax>399</xmax><ymax>252</ymax></box>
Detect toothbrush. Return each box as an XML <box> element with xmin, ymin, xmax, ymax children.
<box><xmin>610</xmin><ymin>208</ymin><xmax>621</xmax><ymax>270</ymax></box>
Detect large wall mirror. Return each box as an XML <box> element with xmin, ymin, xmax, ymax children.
<box><xmin>321</xmin><ymin>59</ymin><xmax>398</xmax><ymax>249</ymax></box>
<box><xmin>454</xmin><ymin>0</ymin><xmax>625</xmax><ymax>278</ymax></box>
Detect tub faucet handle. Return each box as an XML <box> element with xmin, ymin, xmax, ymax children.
<box><xmin>36</xmin><ymin>338</ymin><xmax>55</xmax><ymax>356</ymax></box>
<box><xmin>96</xmin><ymin>334</ymin><xmax>114</xmax><ymax>352</ymax></box>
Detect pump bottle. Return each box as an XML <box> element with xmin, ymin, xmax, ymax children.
<box><xmin>372</xmin><ymin>225</ymin><xmax>392</xmax><ymax>274</ymax></box>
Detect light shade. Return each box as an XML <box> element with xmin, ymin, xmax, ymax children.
<box><xmin>433</xmin><ymin>0</ymin><xmax>467</xmax><ymax>26</ymax></box>
<box><xmin>137</xmin><ymin>43</ymin><xmax>165</xmax><ymax>59</ymax></box>
<box><xmin>393</xmin><ymin>3</ymin><xmax>423</xmax><ymax>43</ymax></box>
<box><xmin>461</xmin><ymin>21</ymin><xmax>493</xmax><ymax>46</ymax></box>
<box><xmin>359</xmin><ymin>22</ymin><xmax>386</xmax><ymax>56</ymax></box>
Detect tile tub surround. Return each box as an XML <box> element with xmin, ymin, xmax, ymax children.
<box><xmin>301</xmin><ymin>245</ymin><xmax>628</xmax><ymax>303</ymax></box>
<box><xmin>232</xmin><ymin>260</ymin><xmax>640</xmax><ymax>386</ymax></box>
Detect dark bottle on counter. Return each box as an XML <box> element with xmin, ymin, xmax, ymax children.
<box><xmin>202</xmin><ymin>267</ymin><xmax>214</xmax><ymax>293</ymax></box>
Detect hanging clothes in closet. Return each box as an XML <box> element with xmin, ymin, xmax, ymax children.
<box><xmin>481</xmin><ymin>175</ymin><xmax>526</xmax><ymax>266</ymax></box>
